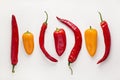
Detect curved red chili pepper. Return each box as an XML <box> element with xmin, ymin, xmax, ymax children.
<box><xmin>11</xmin><ymin>15</ymin><xmax>19</xmax><ymax>73</ymax></box>
<box><xmin>97</xmin><ymin>12</ymin><xmax>111</xmax><ymax>64</ymax></box>
<box><xmin>39</xmin><ymin>11</ymin><xmax>58</xmax><ymax>62</ymax></box>
<box><xmin>53</xmin><ymin>28</ymin><xmax>66</xmax><ymax>56</ymax></box>
<box><xmin>56</xmin><ymin>17</ymin><xmax>82</xmax><ymax>74</ymax></box>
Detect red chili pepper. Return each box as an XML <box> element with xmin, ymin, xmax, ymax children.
<box><xmin>53</xmin><ymin>28</ymin><xmax>66</xmax><ymax>56</ymax></box>
<box><xmin>56</xmin><ymin>17</ymin><xmax>82</xmax><ymax>74</ymax></box>
<box><xmin>39</xmin><ymin>11</ymin><xmax>58</xmax><ymax>62</ymax></box>
<box><xmin>97</xmin><ymin>12</ymin><xmax>111</xmax><ymax>64</ymax></box>
<box><xmin>11</xmin><ymin>15</ymin><xmax>19</xmax><ymax>73</ymax></box>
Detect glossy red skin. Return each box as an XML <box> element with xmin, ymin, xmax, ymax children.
<box><xmin>11</xmin><ymin>15</ymin><xmax>19</xmax><ymax>66</ymax></box>
<box><xmin>54</xmin><ymin>28</ymin><xmax>66</xmax><ymax>56</ymax></box>
<box><xmin>56</xmin><ymin>17</ymin><xmax>82</xmax><ymax>63</ymax></box>
<box><xmin>97</xmin><ymin>21</ymin><xmax>111</xmax><ymax>64</ymax></box>
<box><xmin>39</xmin><ymin>22</ymin><xmax>58</xmax><ymax>62</ymax></box>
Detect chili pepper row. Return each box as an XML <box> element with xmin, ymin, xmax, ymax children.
<box><xmin>10</xmin><ymin>12</ymin><xmax>111</xmax><ymax>74</ymax></box>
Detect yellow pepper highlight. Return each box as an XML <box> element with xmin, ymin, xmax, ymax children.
<box><xmin>84</xmin><ymin>26</ymin><xmax>97</xmax><ymax>57</ymax></box>
<box><xmin>22</xmin><ymin>31</ymin><xmax>34</xmax><ymax>55</ymax></box>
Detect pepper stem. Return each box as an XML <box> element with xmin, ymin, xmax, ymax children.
<box><xmin>68</xmin><ymin>62</ymin><xmax>73</xmax><ymax>75</ymax></box>
<box><xmin>44</xmin><ymin>11</ymin><xmax>48</xmax><ymax>23</ymax></box>
<box><xmin>56</xmin><ymin>28</ymin><xmax>60</xmax><ymax>32</ymax></box>
<box><xmin>98</xmin><ymin>12</ymin><xmax>103</xmax><ymax>22</ymax></box>
<box><xmin>26</xmin><ymin>30</ymin><xmax>30</xmax><ymax>33</ymax></box>
<box><xmin>12</xmin><ymin>65</ymin><xmax>15</xmax><ymax>73</ymax></box>
<box><xmin>90</xmin><ymin>26</ymin><xmax>92</xmax><ymax>29</ymax></box>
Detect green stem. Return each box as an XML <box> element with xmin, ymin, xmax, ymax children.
<box><xmin>90</xmin><ymin>26</ymin><xmax>92</xmax><ymax>29</ymax></box>
<box><xmin>98</xmin><ymin>12</ymin><xmax>103</xmax><ymax>22</ymax></box>
<box><xmin>12</xmin><ymin>65</ymin><xmax>15</xmax><ymax>73</ymax></box>
<box><xmin>44</xmin><ymin>11</ymin><xmax>48</xmax><ymax>23</ymax></box>
<box><xmin>56</xmin><ymin>28</ymin><xmax>60</xmax><ymax>32</ymax></box>
<box><xmin>68</xmin><ymin>62</ymin><xmax>73</xmax><ymax>75</ymax></box>
<box><xmin>26</xmin><ymin>30</ymin><xmax>30</xmax><ymax>33</ymax></box>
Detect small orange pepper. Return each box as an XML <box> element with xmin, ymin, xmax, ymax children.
<box><xmin>84</xmin><ymin>26</ymin><xmax>97</xmax><ymax>57</ymax></box>
<box><xmin>22</xmin><ymin>31</ymin><xmax>34</xmax><ymax>55</ymax></box>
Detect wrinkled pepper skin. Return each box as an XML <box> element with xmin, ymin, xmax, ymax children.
<box><xmin>39</xmin><ymin>11</ymin><xmax>58</xmax><ymax>62</ymax></box>
<box><xmin>56</xmin><ymin>17</ymin><xmax>82</xmax><ymax>75</ymax></box>
<box><xmin>22</xmin><ymin>31</ymin><xmax>34</xmax><ymax>55</ymax></box>
<box><xmin>53</xmin><ymin>28</ymin><xmax>66</xmax><ymax>56</ymax></box>
<box><xmin>97</xmin><ymin>12</ymin><xmax>111</xmax><ymax>64</ymax></box>
<box><xmin>85</xmin><ymin>26</ymin><xmax>97</xmax><ymax>57</ymax></box>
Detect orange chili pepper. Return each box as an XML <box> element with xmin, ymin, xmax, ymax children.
<box><xmin>22</xmin><ymin>31</ymin><xmax>34</xmax><ymax>55</ymax></box>
<box><xmin>84</xmin><ymin>26</ymin><xmax>97</xmax><ymax>57</ymax></box>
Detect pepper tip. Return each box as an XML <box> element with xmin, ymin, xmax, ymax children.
<box><xmin>56</xmin><ymin>16</ymin><xmax>60</xmax><ymax>20</ymax></box>
<box><xmin>97</xmin><ymin>61</ymin><xmax>101</xmax><ymax>64</ymax></box>
<box><xmin>12</xmin><ymin>14</ymin><xmax>15</xmax><ymax>19</ymax></box>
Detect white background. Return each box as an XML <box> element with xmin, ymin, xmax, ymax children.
<box><xmin>0</xmin><ymin>0</ymin><xmax>120</xmax><ymax>80</ymax></box>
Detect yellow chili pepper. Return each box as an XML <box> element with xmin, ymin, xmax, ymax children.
<box><xmin>22</xmin><ymin>31</ymin><xmax>34</xmax><ymax>55</ymax></box>
<box><xmin>84</xmin><ymin>26</ymin><xmax>97</xmax><ymax>57</ymax></box>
